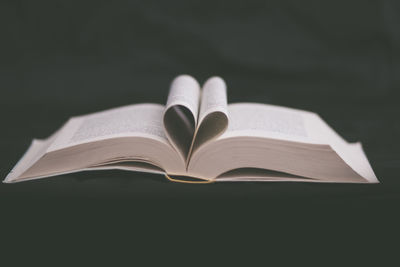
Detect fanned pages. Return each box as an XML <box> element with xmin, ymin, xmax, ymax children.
<box><xmin>163</xmin><ymin>75</ymin><xmax>200</xmax><ymax>160</ymax></box>
<box><xmin>4</xmin><ymin>75</ymin><xmax>379</xmax><ymax>184</ymax></box>
<box><xmin>188</xmin><ymin>76</ymin><xmax>228</xmax><ymax>160</ymax></box>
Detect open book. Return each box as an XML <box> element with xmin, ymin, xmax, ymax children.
<box><xmin>4</xmin><ymin>75</ymin><xmax>378</xmax><ymax>184</ymax></box>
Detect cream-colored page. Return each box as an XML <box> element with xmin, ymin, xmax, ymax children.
<box><xmin>221</xmin><ymin>103</ymin><xmax>314</xmax><ymax>143</ymax></box>
<box><xmin>188</xmin><ymin>76</ymin><xmax>229</xmax><ymax>156</ymax></box>
<box><xmin>48</xmin><ymin>103</ymin><xmax>168</xmax><ymax>152</ymax></box>
<box><xmin>164</xmin><ymin>75</ymin><xmax>201</xmax><ymax>124</ymax></box>
<box><xmin>4</xmin><ymin>103</ymin><xmax>179</xmax><ymax>183</ymax></box>
<box><xmin>198</xmin><ymin>76</ymin><xmax>228</xmax><ymax>124</ymax></box>
<box><xmin>163</xmin><ymin>75</ymin><xmax>201</xmax><ymax>159</ymax></box>
<box><xmin>4</xmin><ymin>129</ymin><xmax>61</xmax><ymax>183</ymax></box>
<box><xmin>218</xmin><ymin>103</ymin><xmax>377</xmax><ymax>182</ymax></box>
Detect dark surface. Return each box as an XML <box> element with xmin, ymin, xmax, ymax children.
<box><xmin>1</xmin><ymin>0</ymin><xmax>399</xmax><ymax>260</ymax></box>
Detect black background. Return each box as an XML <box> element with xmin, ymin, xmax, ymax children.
<box><xmin>1</xmin><ymin>0</ymin><xmax>399</xmax><ymax>262</ymax></box>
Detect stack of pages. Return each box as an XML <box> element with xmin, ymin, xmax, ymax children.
<box><xmin>4</xmin><ymin>75</ymin><xmax>378</xmax><ymax>184</ymax></box>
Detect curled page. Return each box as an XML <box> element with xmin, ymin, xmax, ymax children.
<box><xmin>163</xmin><ymin>75</ymin><xmax>201</xmax><ymax>160</ymax></box>
<box><xmin>189</xmin><ymin>76</ymin><xmax>229</xmax><ymax>158</ymax></box>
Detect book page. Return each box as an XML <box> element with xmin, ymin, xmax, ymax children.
<box><xmin>165</xmin><ymin>75</ymin><xmax>201</xmax><ymax>123</ymax></box>
<box><xmin>221</xmin><ymin>103</ymin><xmax>312</xmax><ymax>143</ymax></box>
<box><xmin>48</xmin><ymin>103</ymin><xmax>168</xmax><ymax>152</ymax></box>
<box><xmin>163</xmin><ymin>75</ymin><xmax>201</xmax><ymax>160</ymax></box>
<box><xmin>222</xmin><ymin>103</ymin><xmax>359</xmax><ymax>148</ymax></box>
<box><xmin>189</xmin><ymin>77</ymin><xmax>229</xmax><ymax>156</ymax></box>
<box><xmin>217</xmin><ymin>103</ymin><xmax>377</xmax><ymax>182</ymax></box>
<box><xmin>198</xmin><ymin>76</ymin><xmax>228</xmax><ymax>123</ymax></box>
